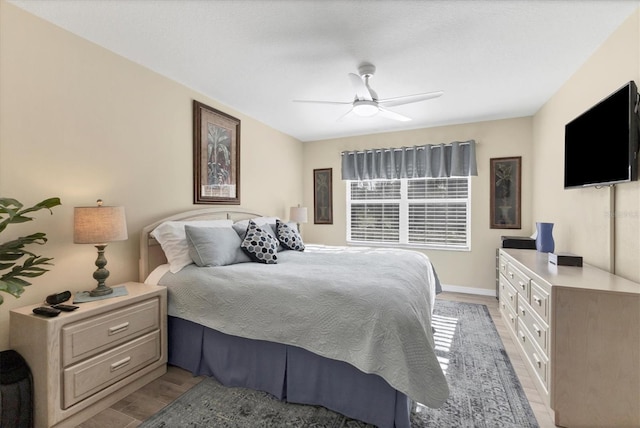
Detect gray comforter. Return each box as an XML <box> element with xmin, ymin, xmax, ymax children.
<box><xmin>158</xmin><ymin>244</ymin><xmax>449</xmax><ymax>408</ymax></box>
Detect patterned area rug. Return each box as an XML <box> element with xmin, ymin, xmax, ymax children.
<box><xmin>140</xmin><ymin>300</ymin><xmax>538</xmax><ymax>428</ymax></box>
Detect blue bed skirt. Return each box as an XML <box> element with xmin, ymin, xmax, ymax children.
<box><xmin>168</xmin><ymin>316</ymin><xmax>411</xmax><ymax>428</ymax></box>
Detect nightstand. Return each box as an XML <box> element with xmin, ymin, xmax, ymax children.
<box><xmin>9</xmin><ymin>282</ymin><xmax>167</xmax><ymax>428</ymax></box>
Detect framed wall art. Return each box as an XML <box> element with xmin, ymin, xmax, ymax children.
<box><xmin>313</xmin><ymin>168</ymin><xmax>333</xmax><ymax>224</ymax></box>
<box><xmin>490</xmin><ymin>156</ymin><xmax>521</xmax><ymax>229</ymax></box>
<box><xmin>193</xmin><ymin>100</ymin><xmax>241</xmax><ymax>204</ymax></box>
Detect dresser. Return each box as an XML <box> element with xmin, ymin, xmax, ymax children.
<box><xmin>498</xmin><ymin>249</ymin><xmax>640</xmax><ymax>427</ymax></box>
<box><xmin>9</xmin><ymin>282</ymin><xmax>167</xmax><ymax>428</ymax></box>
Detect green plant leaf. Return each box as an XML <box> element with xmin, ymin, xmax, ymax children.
<box><xmin>0</xmin><ymin>278</ymin><xmax>29</xmax><ymax>298</ymax></box>
<box><xmin>0</xmin><ymin>197</ymin><xmax>60</xmax><ymax>304</ymax></box>
<box><xmin>0</xmin><ymin>197</ymin><xmax>61</xmax><ymax>234</ymax></box>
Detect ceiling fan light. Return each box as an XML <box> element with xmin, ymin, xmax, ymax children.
<box><xmin>352</xmin><ymin>101</ymin><xmax>378</xmax><ymax>117</ymax></box>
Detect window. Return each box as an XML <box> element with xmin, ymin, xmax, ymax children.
<box><xmin>346</xmin><ymin>177</ymin><xmax>471</xmax><ymax>250</ymax></box>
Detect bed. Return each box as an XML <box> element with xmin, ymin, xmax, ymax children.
<box><xmin>139</xmin><ymin>208</ymin><xmax>449</xmax><ymax>428</ymax></box>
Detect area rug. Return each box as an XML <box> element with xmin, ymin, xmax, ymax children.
<box><xmin>140</xmin><ymin>300</ymin><xmax>538</xmax><ymax>428</ymax></box>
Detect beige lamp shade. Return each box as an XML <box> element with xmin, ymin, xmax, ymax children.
<box><xmin>289</xmin><ymin>206</ymin><xmax>308</xmax><ymax>224</ymax></box>
<box><xmin>74</xmin><ymin>205</ymin><xmax>128</xmax><ymax>244</ymax></box>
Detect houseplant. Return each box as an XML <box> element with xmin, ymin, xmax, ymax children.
<box><xmin>0</xmin><ymin>197</ymin><xmax>61</xmax><ymax>305</ymax></box>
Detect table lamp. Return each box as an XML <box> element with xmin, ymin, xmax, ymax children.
<box><xmin>289</xmin><ymin>205</ymin><xmax>308</xmax><ymax>231</ymax></box>
<box><xmin>74</xmin><ymin>199</ymin><xmax>128</xmax><ymax>296</ymax></box>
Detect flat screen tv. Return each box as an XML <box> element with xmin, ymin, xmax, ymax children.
<box><xmin>564</xmin><ymin>80</ymin><xmax>639</xmax><ymax>189</ymax></box>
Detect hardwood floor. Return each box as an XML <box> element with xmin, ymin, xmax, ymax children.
<box><xmin>75</xmin><ymin>292</ymin><xmax>556</xmax><ymax>427</ymax></box>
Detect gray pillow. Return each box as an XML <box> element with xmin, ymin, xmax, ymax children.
<box><xmin>185</xmin><ymin>225</ymin><xmax>250</xmax><ymax>267</ymax></box>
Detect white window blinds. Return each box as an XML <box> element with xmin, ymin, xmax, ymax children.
<box><xmin>347</xmin><ymin>178</ymin><xmax>471</xmax><ymax>250</ymax></box>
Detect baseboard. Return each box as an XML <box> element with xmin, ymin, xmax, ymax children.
<box><xmin>441</xmin><ymin>284</ymin><xmax>496</xmax><ymax>297</ymax></box>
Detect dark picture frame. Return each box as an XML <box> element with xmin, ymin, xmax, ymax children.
<box><xmin>490</xmin><ymin>156</ymin><xmax>521</xmax><ymax>229</ymax></box>
<box><xmin>193</xmin><ymin>100</ymin><xmax>241</xmax><ymax>205</ymax></box>
<box><xmin>313</xmin><ymin>168</ymin><xmax>333</xmax><ymax>224</ymax></box>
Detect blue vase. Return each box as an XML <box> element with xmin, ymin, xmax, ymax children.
<box><xmin>536</xmin><ymin>222</ymin><xmax>555</xmax><ymax>253</ymax></box>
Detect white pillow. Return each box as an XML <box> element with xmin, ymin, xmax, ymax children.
<box><xmin>151</xmin><ymin>219</ymin><xmax>233</xmax><ymax>273</ymax></box>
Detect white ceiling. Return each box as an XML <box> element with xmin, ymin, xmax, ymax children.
<box><xmin>9</xmin><ymin>0</ymin><xmax>640</xmax><ymax>142</ymax></box>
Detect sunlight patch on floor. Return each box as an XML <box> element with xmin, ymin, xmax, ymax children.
<box><xmin>432</xmin><ymin>313</ymin><xmax>459</xmax><ymax>374</ymax></box>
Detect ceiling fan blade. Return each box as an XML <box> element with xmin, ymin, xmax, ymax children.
<box><xmin>348</xmin><ymin>73</ymin><xmax>373</xmax><ymax>101</ymax></box>
<box><xmin>336</xmin><ymin>108</ymin><xmax>356</xmax><ymax>122</ymax></box>
<box><xmin>378</xmin><ymin>107</ymin><xmax>411</xmax><ymax>122</ymax></box>
<box><xmin>293</xmin><ymin>99</ymin><xmax>352</xmax><ymax>105</ymax></box>
<box><xmin>377</xmin><ymin>91</ymin><xmax>443</xmax><ymax>107</ymax></box>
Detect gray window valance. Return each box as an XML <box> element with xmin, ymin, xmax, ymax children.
<box><xmin>341</xmin><ymin>140</ymin><xmax>478</xmax><ymax>180</ymax></box>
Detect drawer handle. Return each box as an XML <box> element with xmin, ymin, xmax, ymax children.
<box><xmin>533</xmin><ymin>353</ymin><xmax>542</xmax><ymax>369</ymax></box>
<box><xmin>521</xmin><ymin>309</ymin><xmax>526</xmax><ymax>316</ymax></box>
<box><xmin>110</xmin><ymin>356</ymin><xmax>131</xmax><ymax>372</ymax></box>
<box><xmin>533</xmin><ymin>295</ymin><xmax>542</xmax><ymax>306</ymax></box>
<box><xmin>509</xmin><ymin>272</ymin><xmax>514</xmax><ymax>279</ymax></box>
<box><xmin>108</xmin><ymin>322</ymin><xmax>130</xmax><ymax>335</ymax></box>
<box><xmin>533</xmin><ymin>324</ymin><xmax>542</xmax><ymax>337</ymax></box>
<box><xmin>519</xmin><ymin>331</ymin><xmax>526</xmax><ymax>342</ymax></box>
<box><xmin>519</xmin><ymin>281</ymin><xmax>526</xmax><ymax>290</ymax></box>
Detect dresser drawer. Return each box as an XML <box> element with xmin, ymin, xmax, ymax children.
<box><xmin>506</xmin><ymin>262</ymin><xmax>531</xmax><ymax>298</ymax></box>
<box><xmin>62</xmin><ymin>298</ymin><xmax>160</xmax><ymax>366</ymax></box>
<box><xmin>500</xmin><ymin>295</ymin><xmax>518</xmax><ymax>337</ymax></box>
<box><xmin>530</xmin><ymin>279</ymin><xmax>550</xmax><ymax>323</ymax></box>
<box><xmin>499</xmin><ymin>274</ymin><xmax>518</xmax><ymax>313</ymax></box>
<box><xmin>517</xmin><ymin>325</ymin><xmax>549</xmax><ymax>393</ymax></box>
<box><xmin>498</xmin><ymin>254</ymin><xmax>509</xmax><ymax>277</ymax></box>
<box><xmin>518</xmin><ymin>294</ymin><xmax>549</xmax><ymax>354</ymax></box>
<box><xmin>63</xmin><ymin>330</ymin><xmax>160</xmax><ymax>409</ymax></box>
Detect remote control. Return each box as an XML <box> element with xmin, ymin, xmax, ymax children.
<box><xmin>32</xmin><ymin>306</ymin><xmax>61</xmax><ymax>317</ymax></box>
<box><xmin>51</xmin><ymin>304</ymin><xmax>79</xmax><ymax>312</ymax></box>
<box><xmin>46</xmin><ymin>291</ymin><xmax>71</xmax><ymax>305</ymax></box>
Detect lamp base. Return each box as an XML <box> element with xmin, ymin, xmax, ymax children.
<box><xmin>89</xmin><ymin>244</ymin><xmax>113</xmax><ymax>297</ymax></box>
<box><xmin>89</xmin><ymin>285</ymin><xmax>113</xmax><ymax>297</ymax></box>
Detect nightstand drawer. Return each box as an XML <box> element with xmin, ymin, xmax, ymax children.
<box><xmin>63</xmin><ymin>330</ymin><xmax>160</xmax><ymax>409</ymax></box>
<box><xmin>62</xmin><ymin>298</ymin><xmax>160</xmax><ymax>366</ymax></box>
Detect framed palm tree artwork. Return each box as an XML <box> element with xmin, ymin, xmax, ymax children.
<box><xmin>193</xmin><ymin>100</ymin><xmax>241</xmax><ymax>204</ymax></box>
<box><xmin>490</xmin><ymin>156</ymin><xmax>521</xmax><ymax>229</ymax></box>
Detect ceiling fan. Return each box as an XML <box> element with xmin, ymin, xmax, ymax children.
<box><xmin>293</xmin><ymin>63</ymin><xmax>443</xmax><ymax>122</ymax></box>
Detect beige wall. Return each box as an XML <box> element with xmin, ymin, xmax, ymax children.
<box><xmin>302</xmin><ymin>117</ymin><xmax>533</xmax><ymax>292</ymax></box>
<box><xmin>0</xmin><ymin>2</ymin><xmax>303</xmax><ymax>349</ymax></box>
<box><xmin>2</xmin><ymin>2</ymin><xmax>638</xmax><ymax>351</ymax></box>
<box><xmin>531</xmin><ymin>9</ymin><xmax>640</xmax><ymax>281</ymax></box>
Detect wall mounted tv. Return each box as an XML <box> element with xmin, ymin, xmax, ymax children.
<box><xmin>564</xmin><ymin>80</ymin><xmax>639</xmax><ymax>189</ymax></box>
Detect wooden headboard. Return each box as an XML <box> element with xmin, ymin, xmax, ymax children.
<box><xmin>138</xmin><ymin>207</ymin><xmax>263</xmax><ymax>282</ymax></box>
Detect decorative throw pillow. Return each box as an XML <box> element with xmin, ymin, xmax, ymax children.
<box><xmin>240</xmin><ymin>220</ymin><xmax>278</xmax><ymax>264</ymax></box>
<box><xmin>151</xmin><ymin>219</ymin><xmax>234</xmax><ymax>273</ymax></box>
<box><xmin>233</xmin><ymin>218</ymin><xmax>282</xmax><ymax>250</ymax></box>
<box><xmin>276</xmin><ymin>219</ymin><xmax>305</xmax><ymax>251</ymax></box>
<box><xmin>185</xmin><ymin>225</ymin><xmax>250</xmax><ymax>267</ymax></box>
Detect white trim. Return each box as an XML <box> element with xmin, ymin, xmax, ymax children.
<box><xmin>440</xmin><ymin>283</ymin><xmax>496</xmax><ymax>297</ymax></box>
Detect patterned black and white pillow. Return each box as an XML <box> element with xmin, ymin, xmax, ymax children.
<box><xmin>276</xmin><ymin>219</ymin><xmax>305</xmax><ymax>251</ymax></box>
<box><xmin>240</xmin><ymin>220</ymin><xmax>278</xmax><ymax>264</ymax></box>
